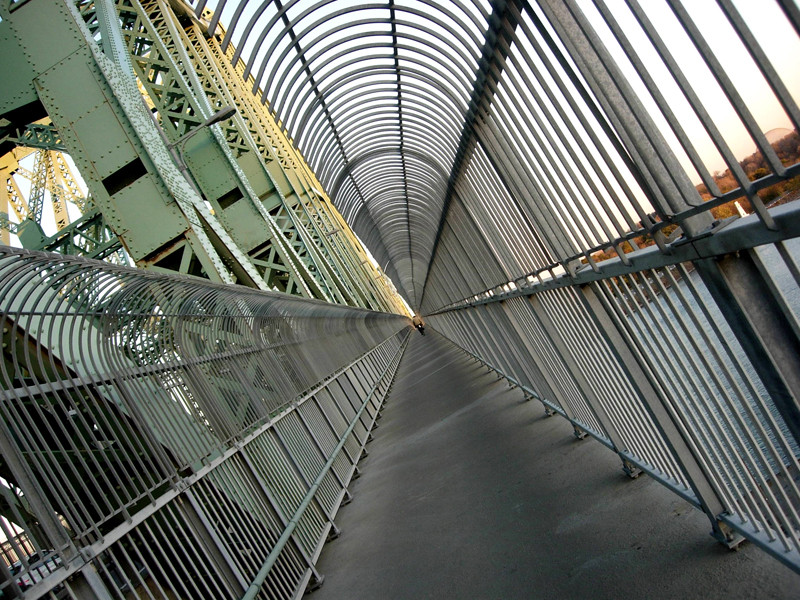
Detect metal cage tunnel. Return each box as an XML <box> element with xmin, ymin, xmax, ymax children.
<box><xmin>1</xmin><ymin>0</ymin><xmax>800</xmax><ymax>597</ymax></box>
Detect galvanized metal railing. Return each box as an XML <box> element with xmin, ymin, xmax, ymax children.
<box><xmin>427</xmin><ymin>248</ymin><xmax>800</xmax><ymax>573</ymax></box>
<box><xmin>4</xmin><ymin>0</ymin><xmax>800</xmax><ymax>588</ymax></box>
<box><xmin>418</xmin><ymin>0</ymin><xmax>800</xmax><ymax>577</ymax></box>
<box><xmin>0</xmin><ymin>246</ymin><xmax>409</xmax><ymax>599</ymax></box>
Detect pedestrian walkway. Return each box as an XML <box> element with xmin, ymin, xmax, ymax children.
<box><xmin>313</xmin><ymin>330</ymin><xmax>800</xmax><ymax>599</ymax></box>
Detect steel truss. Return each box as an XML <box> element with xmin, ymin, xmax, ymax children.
<box><xmin>0</xmin><ymin>0</ymin><xmax>403</xmax><ymax>313</ymax></box>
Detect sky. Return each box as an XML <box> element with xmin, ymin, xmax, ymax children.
<box><xmin>579</xmin><ymin>0</ymin><xmax>800</xmax><ymax>179</ymax></box>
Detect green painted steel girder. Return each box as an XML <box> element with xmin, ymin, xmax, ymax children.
<box><xmin>0</xmin><ymin>0</ymin><xmax>404</xmax><ymax>313</ymax></box>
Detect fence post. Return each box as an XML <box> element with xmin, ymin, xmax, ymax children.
<box><xmin>580</xmin><ymin>282</ymin><xmax>743</xmax><ymax>546</ymax></box>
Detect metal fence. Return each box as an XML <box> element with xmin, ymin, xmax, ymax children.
<box><xmin>421</xmin><ymin>0</ymin><xmax>800</xmax><ymax>576</ymax></box>
<box><xmin>3</xmin><ymin>0</ymin><xmax>800</xmax><ymax>589</ymax></box>
<box><xmin>0</xmin><ymin>246</ymin><xmax>409</xmax><ymax>599</ymax></box>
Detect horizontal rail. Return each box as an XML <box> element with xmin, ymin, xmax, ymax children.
<box><xmin>434</xmin><ymin>329</ymin><xmax>703</xmax><ymax>509</ymax></box>
<box><xmin>242</xmin><ymin>330</ymin><xmax>409</xmax><ymax>599</ymax></box>
<box><xmin>0</xmin><ymin>247</ymin><xmax>409</xmax><ymax>599</ymax></box>
<box><xmin>430</xmin><ymin>201</ymin><xmax>800</xmax><ymax>315</ymax></box>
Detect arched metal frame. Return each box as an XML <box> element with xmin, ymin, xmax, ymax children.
<box><xmin>193</xmin><ymin>0</ymin><xmax>800</xmax><ymax>574</ymax></box>
<box><xmin>0</xmin><ymin>245</ymin><xmax>409</xmax><ymax>598</ymax></box>
<box><xmin>3</xmin><ymin>0</ymin><xmax>800</xmax><ymax>590</ymax></box>
<box><xmin>200</xmin><ymin>0</ymin><xmax>489</xmax><ymax>307</ymax></box>
<box><xmin>197</xmin><ymin>0</ymin><xmax>800</xmax><ymax>307</ymax></box>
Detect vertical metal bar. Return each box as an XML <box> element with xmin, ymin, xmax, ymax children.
<box><xmin>499</xmin><ymin>300</ymin><xmax>561</xmax><ymax>407</ymax></box>
<box><xmin>0</xmin><ymin>414</ymin><xmax>73</xmax><ymax>555</ymax></box>
<box><xmin>241</xmin><ymin>334</ymin><xmax>406</xmax><ymax>599</ymax></box>
<box><xmin>536</xmin><ymin>0</ymin><xmax>711</xmax><ymax>235</ymax></box>
<box><xmin>694</xmin><ymin>254</ymin><xmax>800</xmax><ymax>446</ymax></box>
<box><xmin>527</xmin><ymin>294</ymin><xmax>622</xmax><ymax>445</ymax></box>
<box><xmin>239</xmin><ymin>448</ymin><xmax>326</xmax><ymax>586</ymax></box>
<box><xmin>581</xmin><ymin>282</ymin><xmax>743</xmax><ymax>545</ymax></box>
<box><xmin>312</xmin><ymin>393</ymin><xmax>357</xmax><ymax>469</ymax></box>
<box><xmin>181</xmin><ymin>489</ymin><xmax>247</xmax><ymax>595</ymax></box>
<box><xmin>272</xmin><ymin>424</ymin><xmax>341</xmax><ymax>532</ymax></box>
<box><xmin>294</xmin><ymin>406</ymin><xmax>351</xmax><ymax>508</ymax></box>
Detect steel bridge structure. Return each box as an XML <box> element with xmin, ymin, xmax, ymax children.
<box><xmin>0</xmin><ymin>0</ymin><xmax>800</xmax><ymax>598</ymax></box>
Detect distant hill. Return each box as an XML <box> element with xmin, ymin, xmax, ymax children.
<box><xmin>591</xmin><ymin>129</ymin><xmax>800</xmax><ymax>263</ymax></box>
<box><xmin>697</xmin><ymin>129</ymin><xmax>800</xmax><ymax>215</ymax></box>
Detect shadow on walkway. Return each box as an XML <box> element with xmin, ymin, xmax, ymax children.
<box><xmin>313</xmin><ymin>330</ymin><xmax>799</xmax><ymax>599</ymax></box>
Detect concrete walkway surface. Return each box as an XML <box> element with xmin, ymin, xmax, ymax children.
<box><xmin>313</xmin><ymin>330</ymin><xmax>800</xmax><ymax>599</ymax></box>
